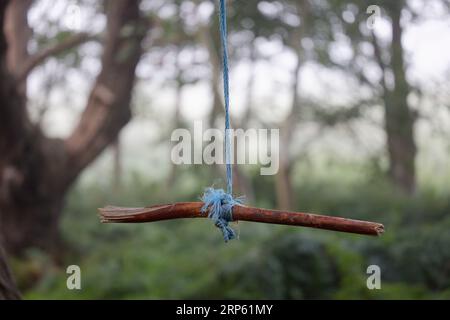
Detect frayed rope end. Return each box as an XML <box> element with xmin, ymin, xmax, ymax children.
<box><xmin>201</xmin><ymin>187</ymin><xmax>244</xmax><ymax>242</ymax></box>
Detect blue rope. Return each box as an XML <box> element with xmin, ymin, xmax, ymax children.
<box><xmin>201</xmin><ymin>0</ymin><xmax>242</xmax><ymax>242</ymax></box>
<box><xmin>219</xmin><ymin>0</ymin><xmax>233</xmax><ymax>195</ymax></box>
<box><xmin>201</xmin><ymin>188</ymin><xmax>243</xmax><ymax>242</ymax></box>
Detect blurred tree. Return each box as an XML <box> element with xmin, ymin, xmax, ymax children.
<box><xmin>0</xmin><ymin>0</ymin><xmax>148</xmax><ymax>255</ymax></box>
<box><xmin>0</xmin><ymin>245</ymin><xmax>20</xmax><ymax>300</ymax></box>
<box><xmin>112</xmin><ymin>138</ymin><xmax>122</xmax><ymax>193</ymax></box>
<box><xmin>0</xmin><ymin>244</ymin><xmax>20</xmax><ymax>299</ymax></box>
<box><xmin>324</xmin><ymin>0</ymin><xmax>419</xmax><ymax>194</ymax></box>
<box><xmin>275</xmin><ymin>0</ymin><xmax>311</xmax><ymax>210</ymax></box>
<box><xmin>383</xmin><ymin>1</ymin><xmax>417</xmax><ymax>194</ymax></box>
<box><xmin>227</xmin><ymin>0</ymin><xmax>329</xmax><ymax>209</ymax></box>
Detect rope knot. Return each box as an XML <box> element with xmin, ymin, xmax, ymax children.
<box><xmin>201</xmin><ymin>187</ymin><xmax>243</xmax><ymax>242</ymax></box>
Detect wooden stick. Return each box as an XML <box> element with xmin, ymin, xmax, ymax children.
<box><xmin>98</xmin><ymin>202</ymin><xmax>384</xmax><ymax>236</ymax></box>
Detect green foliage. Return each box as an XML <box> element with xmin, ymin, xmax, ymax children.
<box><xmin>16</xmin><ymin>162</ymin><xmax>450</xmax><ymax>299</ymax></box>
<box><xmin>202</xmin><ymin>231</ymin><xmax>340</xmax><ymax>299</ymax></box>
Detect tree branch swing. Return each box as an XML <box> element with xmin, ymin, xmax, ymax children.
<box><xmin>98</xmin><ymin>0</ymin><xmax>384</xmax><ymax>241</ymax></box>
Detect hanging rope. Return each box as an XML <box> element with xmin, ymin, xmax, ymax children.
<box><xmin>201</xmin><ymin>0</ymin><xmax>241</xmax><ymax>242</ymax></box>
<box><xmin>219</xmin><ymin>0</ymin><xmax>233</xmax><ymax>195</ymax></box>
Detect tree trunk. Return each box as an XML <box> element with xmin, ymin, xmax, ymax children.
<box><xmin>112</xmin><ymin>138</ymin><xmax>122</xmax><ymax>194</ymax></box>
<box><xmin>384</xmin><ymin>2</ymin><xmax>417</xmax><ymax>194</ymax></box>
<box><xmin>0</xmin><ymin>244</ymin><xmax>20</xmax><ymax>300</ymax></box>
<box><xmin>275</xmin><ymin>64</ymin><xmax>298</xmax><ymax>210</ymax></box>
<box><xmin>0</xmin><ymin>2</ymin><xmax>23</xmax><ymax>297</ymax></box>
<box><xmin>4</xmin><ymin>0</ymin><xmax>31</xmax><ymax>95</ymax></box>
<box><xmin>275</xmin><ymin>1</ymin><xmax>310</xmax><ymax>210</ymax></box>
<box><xmin>0</xmin><ymin>0</ymin><xmax>147</xmax><ymax>255</ymax></box>
<box><xmin>166</xmin><ymin>51</ymin><xmax>184</xmax><ymax>190</ymax></box>
<box><xmin>1</xmin><ymin>189</ymin><xmax>64</xmax><ymax>254</ymax></box>
<box><xmin>275</xmin><ymin>159</ymin><xmax>293</xmax><ymax>210</ymax></box>
<box><xmin>276</xmin><ymin>41</ymin><xmax>304</xmax><ymax>209</ymax></box>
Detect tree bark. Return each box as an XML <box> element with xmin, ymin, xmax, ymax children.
<box><xmin>4</xmin><ymin>0</ymin><xmax>32</xmax><ymax>74</ymax></box>
<box><xmin>0</xmin><ymin>0</ymin><xmax>147</xmax><ymax>255</ymax></box>
<box><xmin>0</xmin><ymin>0</ymin><xmax>22</xmax><ymax>298</ymax></box>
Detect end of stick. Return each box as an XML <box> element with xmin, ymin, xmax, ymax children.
<box><xmin>98</xmin><ymin>206</ymin><xmax>124</xmax><ymax>223</ymax></box>
<box><xmin>97</xmin><ymin>205</ymin><xmax>156</xmax><ymax>223</ymax></box>
<box><xmin>375</xmin><ymin>224</ymin><xmax>385</xmax><ymax>236</ymax></box>
<box><xmin>97</xmin><ymin>207</ymin><xmax>109</xmax><ymax>223</ymax></box>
